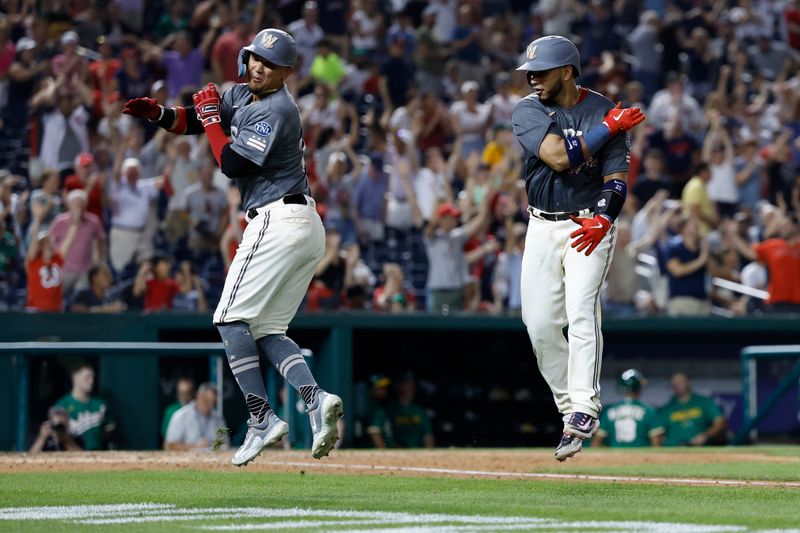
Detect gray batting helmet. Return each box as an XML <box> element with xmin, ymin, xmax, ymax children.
<box><xmin>238</xmin><ymin>28</ymin><xmax>297</xmax><ymax>78</ymax></box>
<box><xmin>516</xmin><ymin>35</ymin><xmax>581</xmax><ymax>76</ymax></box>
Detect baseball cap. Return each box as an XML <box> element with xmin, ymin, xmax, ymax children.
<box><xmin>370</xmin><ymin>374</ymin><xmax>391</xmax><ymax>388</ymax></box>
<box><xmin>75</xmin><ymin>152</ymin><xmax>94</xmax><ymax>168</ymax></box>
<box><xmin>67</xmin><ymin>189</ymin><xmax>88</xmax><ymax>204</ymax></box>
<box><xmin>437</xmin><ymin>203</ymin><xmax>462</xmax><ymax>219</ymax></box>
<box><xmin>15</xmin><ymin>37</ymin><xmax>36</xmax><ymax>52</ymax></box>
<box><xmin>461</xmin><ymin>80</ymin><xmax>479</xmax><ymax>95</ymax></box>
<box><xmin>60</xmin><ymin>30</ymin><xmax>79</xmax><ymax>46</ymax></box>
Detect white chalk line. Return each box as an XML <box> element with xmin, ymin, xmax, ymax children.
<box><xmin>263</xmin><ymin>460</ymin><xmax>800</xmax><ymax>488</ymax></box>
<box><xmin>2</xmin><ymin>504</ymin><xmax>797</xmax><ymax>532</ymax></box>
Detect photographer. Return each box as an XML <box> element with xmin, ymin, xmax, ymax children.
<box><xmin>29</xmin><ymin>406</ymin><xmax>82</xmax><ymax>452</ymax></box>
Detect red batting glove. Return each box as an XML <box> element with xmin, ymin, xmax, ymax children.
<box><xmin>602</xmin><ymin>102</ymin><xmax>646</xmax><ymax>136</ymax></box>
<box><xmin>569</xmin><ymin>214</ymin><xmax>612</xmax><ymax>256</ymax></box>
<box><xmin>122</xmin><ymin>97</ymin><xmax>162</xmax><ymax>121</ymax></box>
<box><xmin>192</xmin><ymin>83</ymin><xmax>222</xmax><ymax>128</ymax></box>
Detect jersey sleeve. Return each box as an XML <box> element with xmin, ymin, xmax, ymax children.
<box><xmin>646</xmin><ymin>407</ymin><xmax>666</xmax><ymax>437</ymax></box>
<box><xmin>511</xmin><ymin>99</ymin><xmax>559</xmax><ymax>159</ymax></box>
<box><xmin>600</xmin><ymin>131</ymin><xmax>631</xmax><ymax>176</ymax></box>
<box><xmin>229</xmin><ymin>108</ymin><xmax>284</xmax><ymax>167</ymax></box>
<box><xmin>164</xmin><ymin>410</ymin><xmax>185</xmax><ymax>443</ymax></box>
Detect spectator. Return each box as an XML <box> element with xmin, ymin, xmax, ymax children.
<box><xmin>681</xmin><ymin>163</ymin><xmax>719</xmax><ymax>234</ymax></box>
<box><xmin>64</xmin><ymin>152</ymin><xmax>106</xmax><ymax>220</ymax></box>
<box><xmin>415</xmin><ymin>6</ymin><xmax>447</xmax><ymax>95</ymax></box>
<box><xmin>26</xmin><ymin>169</ymin><xmax>62</xmax><ymax>243</ymax></box>
<box><xmin>660</xmin><ymin>372</ymin><xmax>727</xmax><ymax>446</ymax></box>
<box><xmin>211</xmin><ymin>13</ymin><xmax>254</xmax><ymax>84</ymax></box>
<box><xmin>423</xmin><ymin>198</ymin><xmax>490</xmax><ymax>313</ymax></box>
<box><xmin>161</xmin><ymin>377</ymin><xmax>195</xmax><ymax>440</ymax></box>
<box><xmin>183</xmin><ymin>159</ymin><xmax>228</xmax><ymax>259</ymax></box>
<box><xmin>116</xmin><ymin>48</ymin><xmax>153</xmax><ymax>100</ymax></box>
<box><xmin>370</xmin><ymin>372</ymin><xmax>434</xmax><ymax>448</ymax></box>
<box><xmin>353</xmin><ymin>153</ymin><xmax>389</xmax><ymax>245</ymax></box>
<box><xmin>324</xmin><ymin>148</ymin><xmax>361</xmax><ymax>246</ymax></box>
<box><xmin>373</xmin><ymin>263</ymin><xmax>416</xmax><ymax>312</ymax></box>
<box><xmin>172</xmin><ymin>261</ymin><xmax>209</xmax><ymax>312</ymax></box>
<box><xmin>492</xmin><ymin>218</ymin><xmax>525</xmax><ymax>313</ymax></box>
<box><xmin>307</xmin><ymin>39</ymin><xmax>346</xmax><ymax>88</ymax></box>
<box><xmin>133</xmin><ymin>255</ymin><xmax>180</xmax><ymax>312</ymax></box>
<box><xmin>380</xmin><ymin>33</ymin><xmax>416</xmax><ymax>114</ymax></box>
<box><xmin>107</xmin><ymin>157</ymin><xmax>160</xmax><ymax>274</ymax></box>
<box><xmin>308</xmin><ymin>231</ymin><xmax>347</xmax><ymax>310</ymax></box>
<box><xmin>414</xmin><ymin>146</ymin><xmax>453</xmax><ymax>224</ymax></box>
<box><xmin>0</xmin><ymin>217</ymin><xmax>17</xmax><ymax>310</ymax></box>
<box><xmin>164</xmin><ymin>382</ymin><xmax>228</xmax><ymax>451</ymax></box>
<box><xmin>48</xmin><ymin>189</ymin><xmax>106</xmax><ymax>298</ymax></box>
<box><xmin>287</xmin><ymin>1</ymin><xmax>325</xmax><ymax>78</ymax></box>
<box><xmin>486</xmin><ymin>73</ymin><xmax>520</xmax><ymax>127</ymax></box>
<box><xmin>364</xmin><ymin>374</ymin><xmax>392</xmax><ymax>447</ymax></box>
<box><xmin>26</xmin><ymin>199</ymin><xmax>69</xmax><ymax>312</ymax></box>
<box><xmin>734</xmin><ymin>137</ymin><xmax>765</xmax><ymax>213</ymax></box>
<box><xmin>631</xmin><ymin>149</ymin><xmax>672</xmax><ymax>210</ymax></box>
<box><xmin>594</xmin><ymin>369</ymin><xmax>665</xmax><ymax>447</ymax></box>
<box><xmin>702</xmin><ymin>111</ymin><xmax>738</xmax><ymax>218</ymax></box>
<box><xmin>54</xmin><ymin>363</ymin><xmax>116</xmax><ymax>451</ymax></box>
<box><xmin>628</xmin><ymin>11</ymin><xmax>663</xmax><ymax>102</ymax></box>
<box><xmin>350</xmin><ymin>0</ymin><xmax>383</xmax><ymax>55</ymax></box>
<box><xmin>32</xmin><ymin>79</ymin><xmax>92</xmax><ymax>175</ymax></box>
<box><xmin>138</xmin><ymin>30</ymin><xmax>216</xmax><ymax>101</ymax></box>
<box><xmin>647</xmin><ymin>73</ymin><xmax>706</xmax><ymax>139</ymax></box>
<box><xmin>29</xmin><ymin>406</ymin><xmax>82</xmax><ymax>452</ymax></box>
<box><xmin>664</xmin><ymin>215</ymin><xmax>711</xmax><ymax>316</ymax></box>
<box><xmin>450</xmin><ymin>4</ymin><xmax>482</xmax><ymax>88</ymax></box>
<box><xmin>71</xmin><ymin>263</ymin><xmax>126</xmax><ymax>312</ymax></box>
<box><xmin>51</xmin><ymin>31</ymin><xmax>89</xmax><ymax>88</ymax></box>
<box><xmin>450</xmin><ymin>81</ymin><xmax>490</xmax><ymax>158</ymax></box>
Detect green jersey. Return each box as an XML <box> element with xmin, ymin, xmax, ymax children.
<box><xmin>597</xmin><ymin>398</ymin><xmax>664</xmax><ymax>447</ymax></box>
<box><xmin>55</xmin><ymin>394</ymin><xmax>115</xmax><ymax>451</ymax></box>
<box><xmin>659</xmin><ymin>393</ymin><xmax>722</xmax><ymax>446</ymax></box>
<box><xmin>371</xmin><ymin>402</ymin><xmax>433</xmax><ymax>448</ymax></box>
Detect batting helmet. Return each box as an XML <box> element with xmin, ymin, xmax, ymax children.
<box><xmin>617</xmin><ymin>369</ymin><xmax>645</xmax><ymax>394</ymax></box>
<box><xmin>516</xmin><ymin>35</ymin><xmax>581</xmax><ymax>76</ymax></box>
<box><xmin>238</xmin><ymin>29</ymin><xmax>298</xmax><ymax>78</ymax></box>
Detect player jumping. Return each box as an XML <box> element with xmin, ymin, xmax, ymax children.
<box><xmin>123</xmin><ymin>29</ymin><xmax>343</xmax><ymax>466</ymax></box>
<box><xmin>511</xmin><ymin>36</ymin><xmax>646</xmax><ymax>461</ymax></box>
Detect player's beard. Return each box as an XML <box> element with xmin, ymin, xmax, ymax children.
<box><xmin>539</xmin><ymin>78</ymin><xmax>564</xmax><ymax>105</ymax></box>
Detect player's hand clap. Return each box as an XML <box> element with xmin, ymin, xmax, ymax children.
<box><xmin>122</xmin><ymin>97</ymin><xmax>161</xmax><ymax>121</ymax></box>
<box><xmin>602</xmin><ymin>102</ymin><xmax>646</xmax><ymax>136</ymax></box>
<box><xmin>193</xmin><ymin>83</ymin><xmax>222</xmax><ymax>127</ymax></box>
<box><xmin>569</xmin><ymin>214</ymin><xmax>612</xmax><ymax>256</ymax></box>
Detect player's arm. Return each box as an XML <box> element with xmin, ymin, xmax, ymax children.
<box><xmin>122</xmin><ymin>97</ymin><xmax>205</xmax><ymax>135</ymax></box>
<box><xmin>537</xmin><ymin>103</ymin><xmax>645</xmax><ymax>172</ymax></box>
<box><xmin>569</xmin><ymin>171</ymin><xmax>629</xmax><ymax>256</ymax></box>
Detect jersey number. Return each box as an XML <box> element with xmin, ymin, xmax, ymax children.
<box><xmin>614</xmin><ymin>418</ymin><xmax>637</xmax><ymax>443</ymax></box>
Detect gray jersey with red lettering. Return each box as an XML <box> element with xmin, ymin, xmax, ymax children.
<box><xmin>220</xmin><ymin>83</ymin><xmax>309</xmax><ymax>210</ymax></box>
<box><xmin>511</xmin><ymin>88</ymin><xmax>630</xmax><ymax>213</ymax></box>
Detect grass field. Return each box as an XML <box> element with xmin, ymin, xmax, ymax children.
<box><xmin>1</xmin><ymin>448</ymin><xmax>799</xmax><ymax>532</ymax></box>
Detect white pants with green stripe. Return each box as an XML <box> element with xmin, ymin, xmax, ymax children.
<box><xmin>213</xmin><ymin>196</ymin><xmax>324</xmax><ymax>338</ymax></box>
<box><xmin>520</xmin><ymin>214</ymin><xmax>617</xmax><ymax>419</ymax></box>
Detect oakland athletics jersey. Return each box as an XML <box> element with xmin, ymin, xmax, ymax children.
<box><xmin>511</xmin><ymin>88</ymin><xmax>630</xmax><ymax>213</ymax></box>
<box><xmin>596</xmin><ymin>398</ymin><xmax>664</xmax><ymax>447</ymax></box>
<box><xmin>220</xmin><ymin>83</ymin><xmax>309</xmax><ymax>210</ymax></box>
<box><xmin>54</xmin><ymin>394</ymin><xmax>115</xmax><ymax>451</ymax></box>
<box><xmin>659</xmin><ymin>393</ymin><xmax>723</xmax><ymax>446</ymax></box>
<box><xmin>371</xmin><ymin>402</ymin><xmax>433</xmax><ymax>448</ymax></box>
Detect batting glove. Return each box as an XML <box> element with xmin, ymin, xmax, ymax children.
<box><xmin>122</xmin><ymin>97</ymin><xmax>162</xmax><ymax>121</ymax></box>
<box><xmin>602</xmin><ymin>102</ymin><xmax>646</xmax><ymax>136</ymax></box>
<box><xmin>193</xmin><ymin>83</ymin><xmax>222</xmax><ymax>128</ymax></box>
<box><xmin>569</xmin><ymin>214</ymin><xmax>612</xmax><ymax>256</ymax></box>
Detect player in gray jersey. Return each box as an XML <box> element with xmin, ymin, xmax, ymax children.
<box><xmin>123</xmin><ymin>28</ymin><xmax>343</xmax><ymax>466</ymax></box>
<box><xmin>510</xmin><ymin>35</ymin><xmax>646</xmax><ymax>461</ymax></box>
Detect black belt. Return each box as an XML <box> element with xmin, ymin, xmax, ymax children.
<box><xmin>247</xmin><ymin>194</ymin><xmax>307</xmax><ymax>219</ymax></box>
<box><xmin>535</xmin><ymin>211</ymin><xmax>578</xmax><ymax>221</ymax></box>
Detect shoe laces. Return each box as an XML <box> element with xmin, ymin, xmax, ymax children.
<box><xmin>569</xmin><ymin>412</ymin><xmax>594</xmax><ymax>430</ymax></box>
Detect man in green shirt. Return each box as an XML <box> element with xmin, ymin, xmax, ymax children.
<box><xmin>594</xmin><ymin>369</ymin><xmax>664</xmax><ymax>447</ymax></box>
<box><xmin>369</xmin><ymin>373</ymin><xmax>434</xmax><ymax>448</ymax></box>
<box><xmin>55</xmin><ymin>363</ymin><xmax>116</xmax><ymax>450</ymax></box>
<box><xmin>161</xmin><ymin>377</ymin><xmax>196</xmax><ymax>439</ymax></box>
<box><xmin>659</xmin><ymin>372</ymin><xmax>727</xmax><ymax>446</ymax></box>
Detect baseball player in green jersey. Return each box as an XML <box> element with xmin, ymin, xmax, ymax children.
<box><xmin>594</xmin><ymin>369</ymin><xmax>664</xmax><ymax>447</ymax></box>
<box><xmin>660</xmin><ymin>372</ymin><xmax>727</xmax><ymax>446</ymax></box>
<box><xmin>54</xmin><ymin>364</ymin><xmax>115</xmax><ymax>450</ymax></box>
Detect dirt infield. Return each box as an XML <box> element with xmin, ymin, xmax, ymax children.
<box><xmin>3</xmin><ymin>449</ymin><xmax>799</xmax><ymax>487</ymax></box>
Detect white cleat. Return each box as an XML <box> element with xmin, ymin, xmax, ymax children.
<box><xmin>309</xmin><ymin>391</ymin><xmax>344</xmax><ymax>459</ymax></box>
<box><xmin>231</xmin><ymin>413</ymin><xmax>289</xmax><ymax>467</ymax></box>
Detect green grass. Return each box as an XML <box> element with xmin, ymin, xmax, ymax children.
<box><xmin>1</xmin><ymin>470</ymin><xmax>800</xmax><ymax>531</ymax></box>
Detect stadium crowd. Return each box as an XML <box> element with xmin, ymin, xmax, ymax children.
<box><xmin>1</xmin><ymin>0</ymin><xmax>799</xmax><ymax>316</ymax></box>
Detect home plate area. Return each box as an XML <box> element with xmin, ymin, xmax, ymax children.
<box><xmin>0</xmin><ymin>504</ymin><xmax>796</xmax><ymax>532</ymax></box>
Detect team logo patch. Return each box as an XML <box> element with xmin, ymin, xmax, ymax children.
<box><xmin>254</xmin><ymin>122</ymin><xmax>273</xmax><ymax>136</ymax></box>
<box><xmin>527</xmin><ymin>44</ymin><xmax>537</xmax><ymax>60</ymax></box>
<box><xmin>262</xmin><ymin>32</ymin><xmax>278</xmax><ymax>48</ymax></box>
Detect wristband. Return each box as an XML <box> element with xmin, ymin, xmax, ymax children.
<box><xmin>564</xmin><ymin>136</ymin><xmax>585</xmax><ymax>168</ymax></box>
<box><xmin>594</xmin><ymin>178</ymin><xmax>627</xmax><ymax>222</ymax></box>
<box><xmin>582</xmin><ymin>123</ymin><xmax>612</xmax><ymax>154</ymax></box>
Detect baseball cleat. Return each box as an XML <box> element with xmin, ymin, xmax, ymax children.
<box><xmin>309</xmin><ymin>391</ymin><xmax>344</xmax><ymax>459</ymax></box>
<box><xmin>554</xmin><ymin>433</ymin><xmax>584</xmax><ymax>461</ymax></box>
<box><xmin>564</xmin><ymin>412</ymin><xmax>599</xmax><ymax>439</ymax></box>
<box><xmin>231</xmin><ymin>412</ymin><xmax>289</xmax><ymax>467</ymax></box>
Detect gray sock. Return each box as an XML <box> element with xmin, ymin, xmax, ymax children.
<box><xmin>258</xmin><ymin>334</ymin><xmax>320</xmax><ymax>405</ymax></box>
<box><xmin>217</xmin><ymin>322</ymin><xmax>273</xmax><ymax>422</ymax></box>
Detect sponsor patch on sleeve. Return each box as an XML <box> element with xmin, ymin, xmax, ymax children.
<box><xmin>254</xmin><ymin>122</ymin><xmax>273</xmax><ymax>137</ymax></box>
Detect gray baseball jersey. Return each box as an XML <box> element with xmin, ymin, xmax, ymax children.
<box><xmin>511</xmin><ymin>88</ymin><xmax>630</xmax><ymax>213</ymax></box>
<box><xmin>220</xmin><ymin>83</ymin><xmax>309</xmax><ymax>210</ymax></box>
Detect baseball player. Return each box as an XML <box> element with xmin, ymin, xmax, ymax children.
<box><xmin>122</xmin><ymin>29</ymin><xmax>343</xmax><ymax>466</ymax></box>
<box><xmin>593</xmin><ymin>369</ymin><xmax>665</xmax><ymax>447</ymax></box>
<box><xmin>511</xmin><ymin>35</ymin><xmax>646</xmax><ymax>461</ymax></box>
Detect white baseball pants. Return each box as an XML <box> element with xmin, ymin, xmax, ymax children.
<box><xmin>213</xmin><ymin>195</ymin><xmax>324</xmax><ymax>338</ymax></box>
<box><xmin>520</xmin><ymin>213</ymin><xmax>616</xmax><ymax>418</ymax></box>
